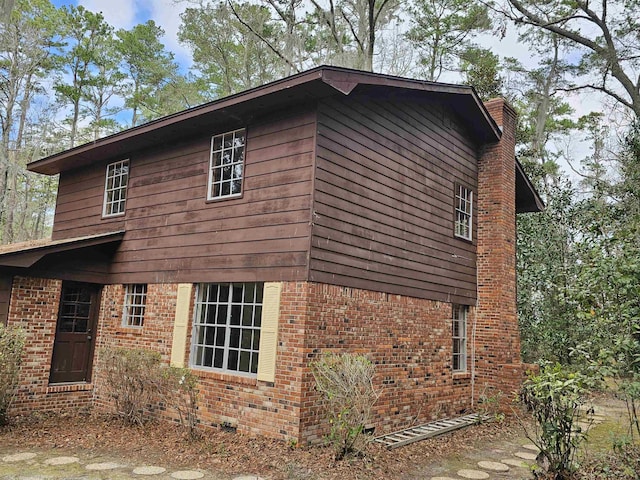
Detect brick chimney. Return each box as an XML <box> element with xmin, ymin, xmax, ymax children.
<box><xmin>475</xmin><ymin>99</ymin><xmax>524</xmax><ymax>403</ymax></box>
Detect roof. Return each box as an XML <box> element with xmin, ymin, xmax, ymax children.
<box><xmin>515</xmin><ymin>160</ymin><xmax>545</xmax><ymax>213</ymax></box>
<box><xmin>0</xmin><ymin>231</ymin><xmax>124</xmax><ymax>268</ymax></box>
<box><xmin>28</xmin><ymin>66</ymin><xmax>501</xmax><ymax>175</ymax></box>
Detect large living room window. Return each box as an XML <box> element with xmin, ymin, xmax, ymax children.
<box><xmin>208</xmin><ymin>129</ymin><xmax>246</xmax><ymax>200</ymax></box>
<box><xmin>454</xmin><ymin>184</ymin><xmax>473</xmax><ymax>241</ymax></box>
<box><xmin>191</xmin><ymin>282</ymin><xmax>263</xmax><ymax>375</ymax></box>
<box><xmin>103</xmin><ymin>159</ymin><xmax>129</xmax><ymax>217</ymax></box>
<box><xmin>452</xmin><ymin>305</ymin><xmax>468</xmax><ymax>372</ymax></box>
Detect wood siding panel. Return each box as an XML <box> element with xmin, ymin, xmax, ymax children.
<box><xmin>311</xmin><ymin>95</ymin><xmax>479</xmax><ymax>304</ymax></box>
<box><xmin>51</xmin><ymin>108</ymin><xmax>316</xmax><ymax>284</ymax></box>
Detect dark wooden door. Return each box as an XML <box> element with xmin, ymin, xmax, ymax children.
<box><xmin>49</xmin><ymin>283</ymin><xmax>100</xmax><ymax>384</ymax></box>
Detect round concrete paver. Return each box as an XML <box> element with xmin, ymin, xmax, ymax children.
<box><xmin>233</xmin><ymin>476</ymin><xmax>265</xmax><ymax>480</ymax></box>
<box><xmin>170</xmin><ymin>471</ymin><xmax>205</xmax><ymax>479</ymax></box>
<box><xmin>86</xmin><ymin>461</ymin><xmax>122</xmax><ymax>470</ymax></box>
<box><xmin>431</xmin><ymin>477</ymin><xmax>459</xmax><ymax>480</ymax></box>
<box><xmin>502</xmin><ymin>458</ymin><xmax>529</xmax><ymax>467</ymax></box>
<box><xmin>477</xmin><ymin>460</ymin><xmax>509</xmax><ymax>472</ymax></box>
<box><xmin>514</xmin><ymin>451</ymin><xmax>537</xmax><ymax>460</ymax></box>
<box><xmin>44</xmin><ymin>456</ymin><xmax>80</xmax><ymax>466</ymax></box>
<box><xmin>2</xmin><ymin>452</ymin><xmax>38</xmax><ymax>462</ymax></box>
<box><xmin>133</xmin><ymin>466</ymin><xmax>167</xmax><ymax>475</ymax></box>
<box><xmin>457</xmin><ymin>469</ymin><xmax>490</xmax><ymax>479</ymax></box>
<box><xmin>522</xmin><ymin>443</ymin><xmax>539</xmax><ymax>451</ymax></box>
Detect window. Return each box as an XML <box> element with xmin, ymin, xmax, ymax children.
<box><xmin>191</xmin><ymin>283</ymin><xmax>263</xmax><ymax>375</ymax></box>
<box><xmin>122</xmin><ymin>284</ymin><xmax>147</xmax><ymax>327</ymax></box>
<box><xmin>454</xmin><ymin>184</ymin><xmax>473</xmax><ymax>240</ymax></box>
<box><xmin>208</xmin><ymin>129</ymin><xmax>246</xmax><ymax>200</ymax></box>
<box><xmin>452</xmin><ymin>305</ymin><xmax>467</xmax><ymax>372</ymax></box>
<box><xmin>103</xmin><ymin>159</ymin><xmax>129</xmax><ymax>217</ymax></box>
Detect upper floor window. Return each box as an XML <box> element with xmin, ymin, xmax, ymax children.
<box><xmin>103</xmin><ymin>159</ymin><xmax>129</xmax><ymax>217</ymax></box>
<box><xmin>122</xmin><ymin>284</ymin><xmax>147</xmax><ymax>327</ymax></box>
<box><xmin>454</xmin><ymin>184</ymin><xmax>473</xmax><ymax>241</ymax></box>
<box><xmin>191</xmin><ymin>282</ymin><xmax>263</xmax><ymax>376</ymax></box>
<box><xmin>452</xmin><ymin>305</ymin><xmax>468</xmax><ymax>372</ymax></box>
<box><xmin>208</xmin><ymin>129</ymin><xmax>245</xmax><ymax>200</ymax></box>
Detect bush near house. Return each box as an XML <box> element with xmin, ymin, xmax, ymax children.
<box><xmin>100</xmin><ymin>347</ymin><xmax>199</xmax><ymax>435</ymax></box>
<box><xmin>0</xmin><ymin>324</ymin><xmax>25</xmax><ymax>425</ymax></box>
<box><xmin>521</xmin><ymin>363</ymin><xmax>592</xmax><ymax>479</ymax></box>
<box><xmin>311</xmin><ymin>353</ymin><xmax>380</xmax><ymax>460</ymax></box>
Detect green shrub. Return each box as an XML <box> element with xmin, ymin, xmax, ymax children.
<box><xmin>521</xmin><ymin>363</ymin><xmax>591</xmax><ymax>479</ymax></box>
<box><xmin>311</xmin><ymin>353</ymin><xmax>380</xmax><ymax>460</ymax></box>
<box><xmin>100</xmin><ymin>347</ymin><xmax>163</xmax><ymax>425</ymax></box>
<box><xmin>0</xmin><ymin>324</ymin><xmax>25</xmax><ymax>425</ymax></box>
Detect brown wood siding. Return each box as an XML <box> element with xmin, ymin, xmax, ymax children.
<box><xmin>311</xmin><ymin>94</ymin><xmax>479</xmax><ymax>304</ymax></box>
<box><xmin>51</xmin><ymin>107</ymin><xmax>316</xmax><ymax>284</ymax></box>
<box><xmin>0</xmin><ymin>273</ymin><xmax>12</xmax><ymax>325</ymax></box>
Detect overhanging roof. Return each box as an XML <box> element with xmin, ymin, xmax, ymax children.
<box><xmin>0</xmin><ymin>231</ymin><xmax>124</xmax><ymax>268</ymax></box>
<box><xmin>28</xmin><ymin>66</ymin><xmax>501</xmax><ymax>175</ymax></box>
<box><xmin>516</xmin><ymin>160</ymin><xmax>545</xmax><ymax>213</ymax></box>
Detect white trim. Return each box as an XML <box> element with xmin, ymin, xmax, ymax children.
<box><xmin>103</xmin><ymin>159</ymin><xmax>129</xmax><ymax>217</ymax></box>
<box><xmin>207</xmin><ymin>128</ymin><xmax>246</xmax><ymax>201</ymax></box>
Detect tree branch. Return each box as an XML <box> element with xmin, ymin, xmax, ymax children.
<box><xmin>226</xmin><ymin>0</ymin><xmax>300</xmax><ymax>73</ymax></box>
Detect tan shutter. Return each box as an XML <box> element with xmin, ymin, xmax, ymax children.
<box><xmin>257</xmin><ymin>282</ymin><xmax>281</xmax><ymax>382</ymax></box>
<box><xmin>170</xmin><ymin>283</ymin><xmax>193</xmax><ymax>368</ymax></box>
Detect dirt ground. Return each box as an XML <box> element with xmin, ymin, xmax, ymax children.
<box><xmin>0</xmin><ymin>411</ymin><xmax>528</xmax><ymax>480</ymax></box>
<box><xmin>0</xmin><ymin>395</ymin><xmax>630</xmax><ymax>480</ymax></box>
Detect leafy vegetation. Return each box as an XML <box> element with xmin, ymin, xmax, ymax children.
<box><xmin>521</xmin><ymin>364</ymin><xmax>592</xmax><ymax>479</ymax></box>
<box><xmin>0</xmin><ymin>324</ymin><xmax>25</xmax><ymax>425</ymax></box>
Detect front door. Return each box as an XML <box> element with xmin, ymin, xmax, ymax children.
<box><xmin>49</xmin><ymin>282</ymin><xmax>100</xmax><ymax>384</ymax></box>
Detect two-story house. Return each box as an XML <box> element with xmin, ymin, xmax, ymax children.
<box><xmin>0</xmin><ymin>66</ymin><xmax>542</xmax><ymax>442</ymax></box>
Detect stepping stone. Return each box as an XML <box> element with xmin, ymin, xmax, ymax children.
<box><xmin>431</xmin><ymin>477</ymin><xmax>458</xmax><ymax>480</ymax></box>
<box><xmin>44</xmin><ymin>456</ymin><xmax>80</xmax><ymax>465</ymax></box>
<box><xmin>170</xmin><ymin>471</ymin><xmax>205</xmax><ymax>479</ymax></box>
<box><xmin>2</xmin><ymin>452</ymin><xmax>37</xmax><ymax>462</ymax></box>
<box><xmin>233</xmin><ymin>476</ymin><xmax>265</xmax><ymax>480</ymax></box>
<box><xmin>457</xmin><ymin>469</ymin><xmax>490</xmax><ymax>479</ymax></box>
<box><xmin>133</xmin><ymin>466</ymin><xmax>167</xmax><ymax>475</ymax></box>
<box><xmin>478</xmin><ymin>460</ymin><xmax>509</xmax><ymax>472</ymax></box>
<box><xmin>522</xmin><ymin>443</ymin><xmax>539</xmax><ymax>452</ymax></box>
<box><xmin>514</xmin><ymin>451</ymin><xmax>537</xmax><ymax>460</ymax></box>
<box><xmin>502</xmin><ymin>458</ymin><xmax>529</xmax><ymax>468</ymax></box>
<box><xmin>86</xmin><ymin>462</ymin><xmax>122</xmax><ymax>470</ymax></box>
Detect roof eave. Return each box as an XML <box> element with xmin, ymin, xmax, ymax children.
<box><xmin>29</xmin><ymin>66</ymin><xmax>501</xmax><ymax>175</ymax></box>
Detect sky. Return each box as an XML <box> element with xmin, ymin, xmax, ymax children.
<box><xmin>47</xmin><ymin>0</ymin><xmax>607</xmax><ymax>173</ymax></box>
<box><xmin>51</xmin><ymin>0</ymin><xmax>193</xmax><ymax>68</ymax></box>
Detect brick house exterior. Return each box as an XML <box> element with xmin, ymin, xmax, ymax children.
<box><xmin>0</xmin><ymin>67</ymin><xmax>542</xmax><ymax>443</ymax></box>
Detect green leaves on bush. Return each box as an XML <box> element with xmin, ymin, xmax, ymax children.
<box><xmin>521</xmin><ymin>363</ymin><xmax>591</xmax><ymax>479</ymax></box>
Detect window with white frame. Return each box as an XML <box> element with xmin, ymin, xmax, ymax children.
<box><xmin>122</xmin><ymin>284</ymin><xmax>147</xmax><ymax>327</ymax></box>
<box><xmin>452</xmin><ymin>305</ymin><xmax>467</xmax><ymax>372</ymax></box>
<box><xmin>191</xmin><ymin>283</ymin><xmax>263</xmax><ymax>375</ymax></box>
<box><xmin>454</xmin><ymin>184</ymin><xmax>473</xmax><ymax>240</ymax></box>
<box><xmin>208</xmin><ymin>129</ymin><xmax>246</xmax><ymax>200</ymax></box>
<box><xmin>103</xmin><ymin>159</ymin><xmax>129</xmax><ymax>217</ymax></box>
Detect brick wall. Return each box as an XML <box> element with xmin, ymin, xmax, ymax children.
<box><xmin>475</xmin><ymin>99</ymin><xmax>524</xmax><ymax>402</ymax></box>
<box><xmin>7</xmin><ymin>276</ymin><xmax>94</xmax><ymax>416</ymax></box>
<box><xmin>295</xmin><ymin>282</ymin><xmax>475</xmax><ymax>443</ymax></box>
<box><xmin>91</xmin><ymin>283</ymin><xmax>178</xmax><ymax>412</ymax></box>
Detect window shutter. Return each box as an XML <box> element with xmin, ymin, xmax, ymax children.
<box><xmin>257</xmin><ymin>282</ymin><xmax>281</xmax><ymax>382</ymax></box>
<box><xmin>170</xmin><ymin>283</ymin><xmax>193</xmax><ymax>368</ymax></box>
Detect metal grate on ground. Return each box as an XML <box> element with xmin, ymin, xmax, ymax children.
<box><xmin>373</xmin><ymin>413</ymin><xmax>487</xmax><ymax>449</ymax></box>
